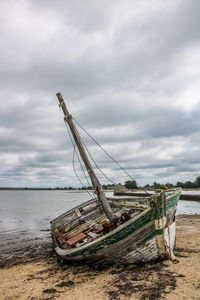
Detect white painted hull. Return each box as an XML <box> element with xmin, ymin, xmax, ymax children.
<box><xmin>123</xmin><ymin>221</ymin><xmax>176</xmax><ymax>263</ymax></box>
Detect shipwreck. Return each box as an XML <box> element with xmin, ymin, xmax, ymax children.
<box><xmin>51</xmin><ymin>93</ymin><xmax>182</xmax><ymax>264</ymax></box>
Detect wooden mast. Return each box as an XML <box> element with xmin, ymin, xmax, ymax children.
<box><xmin>56</xmin><ymin>93</ymin><xmax>114</xmax><ymax>221</ymax></box>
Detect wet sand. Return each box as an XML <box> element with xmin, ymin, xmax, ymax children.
<box><xmin>0</xmin><ymin>215</ymin><xmax>200</xmax><ymax>300</ymax></box>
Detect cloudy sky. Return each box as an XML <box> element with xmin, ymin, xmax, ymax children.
<box><xmin>0</xmin><ymin>0</ymin><xmax>200</xmax><ymax>188</ymax></box>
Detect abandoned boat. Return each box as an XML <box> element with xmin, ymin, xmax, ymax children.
<box><xmin>51</xmin><ymin>93</ymin><xmax>182</xmax><ymax>264</ymax></box>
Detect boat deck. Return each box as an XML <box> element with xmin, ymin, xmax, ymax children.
<box><xmin>51</xmin><ymin>197</ymin><xmax>150</xmax><ymax>250</ymax></box>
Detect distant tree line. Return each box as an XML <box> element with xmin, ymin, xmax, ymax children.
<box><xmin>124</xmin><ymin>180</ymin><xmax>137</xmax><ymax>189</ymax></box>
<box><xmin>144</xmin><ymin>182</ymin><xmax>175</xmax><ymax>189</ymax></box>
<box><xmin>53</xmin><ymin>176</ymin><xmax>200</xmax><ymax>190</ymax></box>
<box><xmin>62</xmin><ymin>184</ymin><xmax>116</xmax><ymax>190</ymax></box>
<box><xmin>143</xmin><ymin>176</ymin><xmax>200</xmax><ymax>189</ymax></box>
<box><xmin>2</xmin><ymin>176</ymin><xmax>199</xmax><ymax>191</ymax></box>
<box><xmin>121</xmin><ymin>176</ymin><xmax>200</xmax><ymax>190</ymax></box>
<box><xmin>73</xmin><ymin>184</ymin><xmax>116</xmax><ymax>190</ymax></box>
<box><xmin>176</xmin><ymin>176</ymin><xmax>200</xmax><ymax>189</ymax></box>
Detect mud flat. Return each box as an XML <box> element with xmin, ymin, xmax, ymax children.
<box><xmin>0</xmin><ymin>215</ymin><xmax>200</xmax><ymax>300</ymax></box>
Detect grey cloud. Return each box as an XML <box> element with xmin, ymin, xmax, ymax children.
<box><xmin>0</xmin><ymin>1</ymin><xmax>200</xmax><ymax>187</ymax></box>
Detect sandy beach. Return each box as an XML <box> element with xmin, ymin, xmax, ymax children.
<box><xmin>0</xmin><ymin>214</ymin><xmax>199</xmax><ymax>300</ymax></box>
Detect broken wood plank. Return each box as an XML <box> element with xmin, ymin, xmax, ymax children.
<box><xmin>66</xmin><ymin>232</ymin><xmax>87</xmax><ymax>247</ymax></box>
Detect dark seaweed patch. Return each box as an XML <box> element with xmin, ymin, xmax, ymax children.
<box><xmin>43</xmin><ymin>288</ymin><xmax>57</xmax><ymax>294</ymax></box>
<box><xmin>0</xmin><ymin>239</ymin><xmax>53</xmax><ymax>269</ymax></box>
<box><xmin>106</xmin><ymin>261</ymin><xmax>177</xmax><ymax>300</ymax></box>
<box><xmin>175</xmin><ymin>247</ymin><xmax>200</xmax><ymax>254</ymax></box>
<box><xmin>56</xmin><ymin>280</ymin><xmax>74</xmax><ymax>287</ymax></box>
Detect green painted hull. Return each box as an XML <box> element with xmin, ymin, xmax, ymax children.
<box><xmin>52</xmin><ymin>188</ymin><xmax>181</xmax><ymax>264</ymax></box>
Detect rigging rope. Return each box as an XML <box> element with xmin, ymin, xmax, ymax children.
<box><xmin>79</xmin><ymin>135</ymin><xmax>116</xmax><ymax>185</ymax></box>
<box><xmin>59</xmin><ymin>97</ymin><xmax>149</xmax><ymax>197</ymax></box>
<box><xmin>73</xmin><ymin>117</ymin><xmax>150</xmax><ymax>196</ymax></box>
<box><xmin>73</xmin><ymin>117</ymin><xmax>136</xmax><ymax>181</ymax></box>
<box><xmin>64</xmin><ymin>120</ymin><xmax>95</xmax><ymax>199</ymax></box>
<box><xmin>72</xmin><ymin>146</ymin><xmax>95</xmax><ymax>198</ymax></box>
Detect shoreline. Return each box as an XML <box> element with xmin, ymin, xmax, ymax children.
<box><xmin>0</xmin><ymin>188</ymin><xmax>115</xmax><ymax>192</ymax></box>
<box><xmin>0</xmin><ymin>214</ymin><xmax>200</xmax><ymax>299</ymax></box>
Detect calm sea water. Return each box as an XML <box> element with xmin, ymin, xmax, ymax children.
<box><xmin>0</xmin><ymin>190</ymin><xmax>200</xmax><ymax>245</ymax></box>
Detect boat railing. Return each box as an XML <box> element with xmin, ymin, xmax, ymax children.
<box><xmin>51</xmin><ymin>197</ymin><xmax>98</xmax><ymax>225</ymax></box>
<box><xmin>163</xmin><ymin>187</ymin><xmax>182</xmax><ymax>197</ymax></box>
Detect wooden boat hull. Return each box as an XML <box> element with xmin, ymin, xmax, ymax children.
<box><xmin>51</xmin><ymin>188</ymin><xmax>181</xmax><ymax>264</ymax></box>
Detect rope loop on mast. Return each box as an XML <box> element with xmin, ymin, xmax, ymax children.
<box><xmin>64</xmin><ymin>114</ymin><xmax>72</xmax><ymax>122</ymax></box>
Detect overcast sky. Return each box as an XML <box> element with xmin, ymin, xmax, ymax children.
<box><xmin>0</xmin><ymin>0</ymin><xmax>200</xmax><ymax>188</ymax></box>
